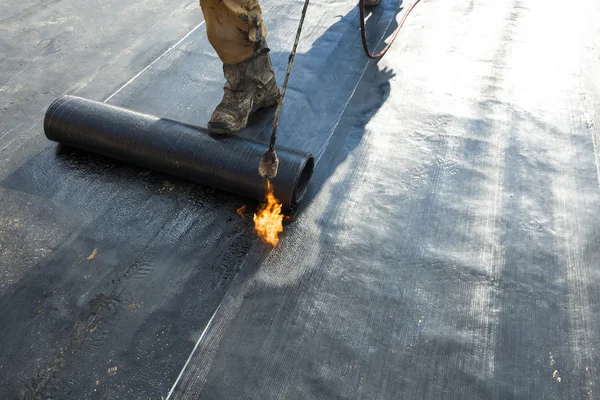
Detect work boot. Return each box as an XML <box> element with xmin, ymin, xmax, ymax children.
<box><xmin>364</xmin><ymin>0</ymin><xmax>381</xmax><ymax>6</ymax></box>
<box><xmin>208</xmin><ymin>49</ymin><xmax>280</xmax><ymax>135</ymax></box>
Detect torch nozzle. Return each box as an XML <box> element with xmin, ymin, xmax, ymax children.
<box><xmin>259</xmin><ymin>149</ymin><xmax>279</xmax><ymax>179</ymax></box>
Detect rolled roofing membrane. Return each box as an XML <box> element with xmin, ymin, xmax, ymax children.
<box><xmin>44</xmin><ymin>95</ymin><xmax>314</xmax><ymax>208</ymax></box>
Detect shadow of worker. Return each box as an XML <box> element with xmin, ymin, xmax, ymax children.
<box><xmin>248</xmin><ymin>0</ymin><xmax>402</xmax><ymax>214</ymax></box>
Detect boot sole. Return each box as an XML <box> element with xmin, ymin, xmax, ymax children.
<box><xmin>208</xmin><ymin>120</ymin><xmax>244</xmax><ymax>135</ymax></box>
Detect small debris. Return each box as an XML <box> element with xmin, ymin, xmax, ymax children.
<box><xmin>128</xmin><ymin>301</ymin><xmax>144</xmax><ymax>313</ymax></box>
<box><xmin>96</xmin><ymin>380</ymin><xmax>100</xmax><ymax>385</ymax></box>
<box><xmin>162</xmin><ymin>180</ymin><xmax>174</xmax><ymax>191</ymax></box>
<box><xmin>87</xmin><ymin>249</ymin><xmax>98</xmax><ymax>260</ymax></box>
<box><xmin>236</xmin><ymin>205</ymin><xmax>246</xmax><ymax>220</ymax></box>
<box><xmin>553</xmin><ymin>370</ymin><xmax>562</xmax><ymax>383</ymax></box>
<box><xmin>587</xmin><ymin>119</ymin><xmax>594</xmax><ymax>128</ymax></box>
<box><xmin>107</xmin><ymin>366</ymin><xmax>118</xmax><ymax>376</ymax></box>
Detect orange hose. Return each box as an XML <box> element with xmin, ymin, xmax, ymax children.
<box><xmin>359</xmin><ymin>0</ymin><xmax>422</xmax><ymax>59</ymax></box>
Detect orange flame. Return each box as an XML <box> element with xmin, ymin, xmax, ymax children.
<box><xmin>253</xmin><ymin>180</ymin><xmax>284</xmax><ymax>246</ymax></box>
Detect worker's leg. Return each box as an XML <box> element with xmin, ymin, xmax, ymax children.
<box><xmin>199</xmin><ymin>0</ymin><xmax>280</xmax><ymax>134</ymax></box>
<box><xmin>201</xmin><ymin>0</ymin><xmax>381</xmax><ymax>64</ymax></box>
<box><xmin>200</xmin><ymin>0</ymin><xmax>267</xmax><ymax>65</ymax></box>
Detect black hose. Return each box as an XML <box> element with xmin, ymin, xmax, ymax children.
<box><xmin>268</xmin><ymin>0</ymin><xmax>311</xmax><ymax>153</ymax></box>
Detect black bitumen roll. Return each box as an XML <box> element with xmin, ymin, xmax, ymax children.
<box><xmin>43</xmin><ymin>95</ymin><xmax>314</xmax><ymax>208</ymax></box>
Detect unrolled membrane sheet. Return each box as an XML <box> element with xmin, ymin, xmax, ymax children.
<box><xmin>3</xmin><ymin>0</ymin><xmax>600</xmax><ymax>398</ymax></box>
